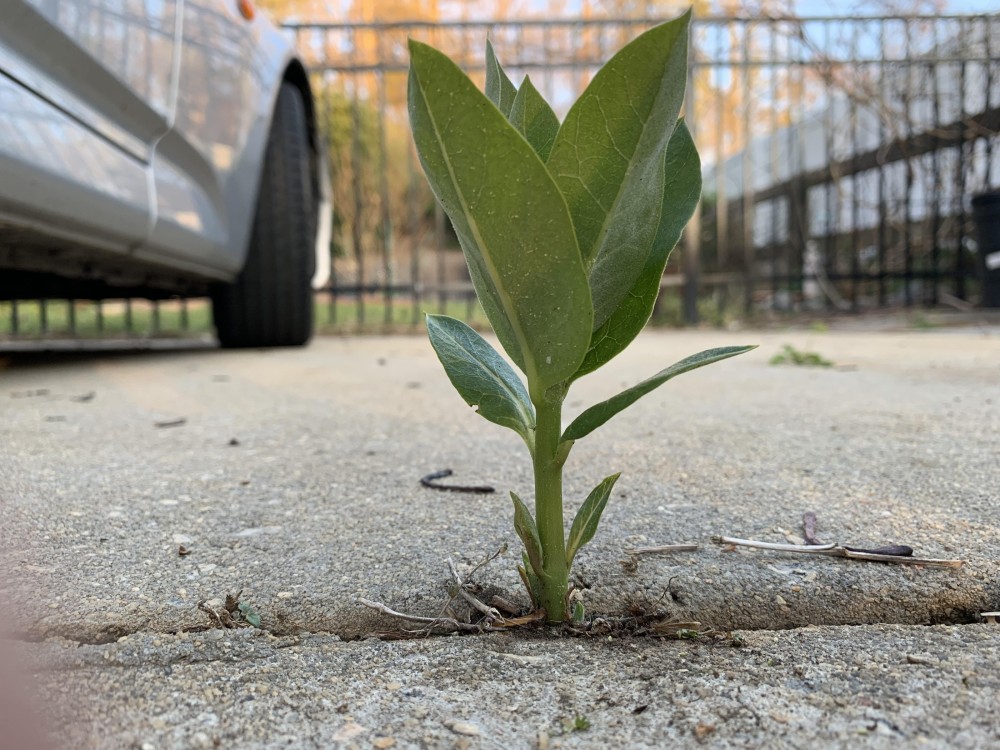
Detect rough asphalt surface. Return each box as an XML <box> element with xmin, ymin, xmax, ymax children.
<box><xmin>1</xmin><ymin>327</ymin><xmax>998</xmax><ymax>748</ymax></box>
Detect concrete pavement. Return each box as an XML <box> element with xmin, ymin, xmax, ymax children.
<box><xmin>2</xmin><ymin>327</ymin><xmax>998</xmax><ymax>747</ymax></box>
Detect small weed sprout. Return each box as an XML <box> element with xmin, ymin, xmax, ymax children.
<box><xmin>408</xmin><ymin>11</ymin><xmax>755</xmax><ymax>622</ymax></box>
<box><xmin>569</xmin><ymin>715</ymin><xmax>592</xmax><ymax>732</ymax></box>
<box><xmin>769</xmin><ymin>344</ymin><xmax>833</xmax><ymax>368</ymax></box>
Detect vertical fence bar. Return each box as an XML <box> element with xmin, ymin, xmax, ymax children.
<box><xmin>930</xmin><ymin>20</ymin><xmax>942</xmax><ymax>306</ymax></box>
<box><xmin>180</xmin><ymin>297</ymin><xmax>189</xmax><ymax>331</ymax></box>
<box><xmin>351</xmin><ymin>80</ymin><xmax>365</xmax><ymax>327</ymax></box>
<box><xmin>408</xmin><ymin>135</ymin><xmax>422</xmax><ymax>326</ymax></box>
<box><xmin>849</xmin><ymin>25</ymin><xmax>861</xmax><ymax>311</ymax></box>
<box><xmin>741</xmin><ymin>20</ymin><xmax>755</xmax><ymax>315</ymax></box>
<box><xmin>877</xmin><ymin>19</ymin><xmax>888</xmax><ymax>307</ymax></box>
<box><xmin>955</xmin><ymin>17</ymin><xmax>968</xmax><ymax>301</ymax></box>
<box><xmin>769</xmin><ymin>23</ymin><xmax>780</xmax><ymax>310</ymax></box>
<box><xmin>435</xmin><ymin>202</ymin><xmax>446</xmax><ymax>314</ymax></box>
<box><xmin>10</xmin><ymin>299</ymin><xmax>18</xmax><ymax>337</ymax></box>
<box><xmin>985</xmin><ymin>15</ymin><xmax>994</xmax><ymax>191</ymax></box>
<box><xmin>902</xmin><ymin>21</ymin><xmax>914</xmax><ymax>307</ymax></box>
<box><xmin>39</xmin><ymin>299</ymin><xmax>48</xmax><ymax>335</ymax></box>
<box><xmin>823</xmin><ymin>21</ymin><xmax>836</xmax><ymax>311</ymax></box>
<box><xmin>377</xmin><ymin>63</ymin><xmax>393</xmax><ymax>326</ymax></box>
<box><xmin>68</xmin><ymin>298</ymin><xmax>76</xmax><ymax>336</ymax></box>
<box><xmin>323</xmin><ymin>68</ymin><xmax>338</xmax><ymax>328</ymax></box>
<box><xmin>682</xmin><ymin>30</ymin><xmax>700</xmax><ymax>326</ymax></box>
<box><xmin>714</xmin><ymin>22</ymin><xmax>729</xmax><ymax>319</ymax></box>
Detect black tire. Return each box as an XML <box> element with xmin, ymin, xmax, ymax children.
<box><xmin>213</xmin><ymin>83</ymin><xmax>316</xmax><ymax>348</ymax></box>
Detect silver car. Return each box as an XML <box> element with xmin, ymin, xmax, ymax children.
<box><xmin>0</xmin><ymin>0</ymin><xmax>331</xmax><ymax>346</ymax></box>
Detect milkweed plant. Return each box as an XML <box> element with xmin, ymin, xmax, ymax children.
<box><xmin>408</xmin><ymin>10</ymin><xmax>755</xmax><ymax>623</ymax></box>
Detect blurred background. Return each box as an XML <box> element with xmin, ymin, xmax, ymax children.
<box><xmin>4</xmin><ymin>0</ymin><xmax>1000</xmax><ymax>339</ymax></box>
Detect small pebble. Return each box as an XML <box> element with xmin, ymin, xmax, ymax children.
<box><xmin>445</xmin><ymin>721</ymin><xmax>480</xmax><ymax>737</ymax></box>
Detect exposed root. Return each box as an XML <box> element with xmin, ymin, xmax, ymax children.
<box><xmin>359</xmin><ymin>545</ymin><xmax>546</xmax><ymax>636</ymax></box>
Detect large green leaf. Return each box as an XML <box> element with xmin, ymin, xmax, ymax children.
<box><xmin>425</xmin><ymin>314</ymin><xmax>535</xmax><ymax>448</ymax></box>
<box><xmin>574</xmin><ymin>121</ymin><xmax>701</xmax><ymax>379</ymax></box>
<box><xmin>566</xmin><ymin>473</ymin><xmax>620</xmax><ymax>565</ymax></box>
<box><xmin>485</xmin><ymin>40</ymin><xmax>517</xmax><ymax>117</ymax></box>
<box><xmin>563</xmin><ymin>346</ymin><xmax>756</xmax><ymax>441</ymax></box>
<box><xmin>508</xmin><ymin>76</ymin><xmax>559</xmax><ymax>161</ymax></box>
<box><xmin>409</xmin><ymin>40</ymin><xmax>593</xmax><ymax>389</ymax></box>
<box><xmin>511</xmin><ymin>491</ymin><xmax>544</xmax><ymax>577</ymax></box>
<box><xmin>547</xmin><ymin>12</ymin><xmax>691</xmax><ymax>330</ymax></box>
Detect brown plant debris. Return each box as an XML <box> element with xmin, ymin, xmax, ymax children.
<box><xmin>196</xmin><ymin>590</ymin><xmax>260</xmax><ymax>629</ymax></box>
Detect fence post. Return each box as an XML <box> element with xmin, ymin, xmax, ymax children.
<box><xmin>683</xmin><ymin>29</ymin><xmax>701</xmax><ymax>326</ymax></box>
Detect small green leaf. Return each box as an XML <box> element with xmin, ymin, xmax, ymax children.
<box><xmin>547</xmin><ymin>12</ymin><xmax>691</xmax><ymax>330</ymax></box>
<box><xmin>572</xmin><ymin>600</ymin><xmax>586</xmax><ymax>623</ymax></box>
<box><xmin>409</xmin><ymin>40</ymin><xmax>593</xmax><ymax>389</ymax></box>
<box><xmin>574</xmin><ymin>121</ymin><xmax>701</xmax><ymax>379</ymax></box>
<box><xmin>563</xmin><ymin>346</ymin><xmax>757</xmax><ymax>441</ymax></box>
<box><xmin>517</xmin><ymin>561</ymin><xmax>542</xmax><ymax>607</ymax></box>
<box><xmin>508</xmin><ymin>76</ymin><xmax>559</xmax><ymax>161</ymax></box>
<box><xmin>237</xmin><ymin>602</ymin><xmax>262</xmax><ymax>629</ymax></box>
<box><xmin>485</xmin><ymin>39</ymin><xmax>517</xmax><ymax>117</ymax></box>
<box><xmin>511</xmin><ymin>491</ymin><xmax>544</xmax><ymax>577</ymax></box>
<box><xmin>566</xmin><ymin>473</ymin><xmax>620</xmax><ymax>565</ymax></box>
<box><xmin>426</xmin><ymin>314</ymin><xmax>535</xmax><ymax>448</ymax></box>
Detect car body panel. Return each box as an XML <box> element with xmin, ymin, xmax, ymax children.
<box><xmin>0</xmin><ymin>0</ymin><xmax>179</xmax><ymax>160</ymax></box>
<box><xmin>0</xmin><ymin>72</ymin><xmax>151</xmax><ymax>250</ymax></box>
<box><xmin>139</xmin><ymin>0</ymin><xmax>294</xmax><ymax>275</ymax></box>
<box><xmin>0</xmin><ymin>0</ymin><xmax>328</xmax><ymax>294</ymax></box>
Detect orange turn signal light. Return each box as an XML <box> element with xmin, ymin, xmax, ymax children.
<box><xmin>237</xmin><ymin>0</ymin><xmax>255</xmax><ymax>20</ymax></box>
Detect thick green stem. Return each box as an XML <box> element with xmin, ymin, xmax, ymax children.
<box><xmin>532</xmin><ymin>393</ymin><xmax>569</xmax><ymax>622</ymax></box>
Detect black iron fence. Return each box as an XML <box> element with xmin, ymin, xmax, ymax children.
<box><xmin>2</xmin><ymin>13</ymin><xmax>999</xmax><ymax>340</ymax></box>
<box><xmin>296</xmin><ymin>13</ymin><xmax>1000</xmax><ymax>329</ymax></box>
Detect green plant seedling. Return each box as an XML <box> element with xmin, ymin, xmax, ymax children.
<box><xmin>769</xmin><ymin>344</ymin><xmax>833</xmax><ymax>368</ymax></box>
<box><xmin>409</xmin><ymin>11</ymin><xmax>755</xmax><ymax>623</ymax></box>
<box><xmin>569</xmin><ymin>715</ymin><xmax>592</xmax><ymax>732</ymax></box>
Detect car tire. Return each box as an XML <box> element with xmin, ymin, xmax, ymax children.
<box><xmin>212</xmin><ymin>83</ymin><xmax>316</xmax><ymax>348</ymax></box>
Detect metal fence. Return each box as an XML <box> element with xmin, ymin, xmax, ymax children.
<box><xmin>295</xmin><ymin>12</ymin><xmax>1000</xmax><ymax>330</ymax></box>
<box><xmin>3</xmin><ymin>13</ymin><xmax>999</xmax><ymax>340</ymax></box>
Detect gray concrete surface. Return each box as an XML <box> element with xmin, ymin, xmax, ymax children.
<box><xmin>1</xmin><ymin>328</ymin><xmax>999</xmax><ymax>747</ymax></box>
<box><xmin>21</xmin><ymin>624</ymin><xmax>1000</xmax><ymax>749</ymax></box>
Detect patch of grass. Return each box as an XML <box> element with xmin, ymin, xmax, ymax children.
<box><xmin>769</xmin><ymin>344</ymin><xmax>834</xmax><ymax>368</ymax></box>
<box><xmin>1</xmin><ymin>296</ymin><xmax>491</xmax><ymax>340</ymax></box>
<box><xmin>314</xmin><ymin>295</ymin><xmax>489</xmax><ymax>332</ymax></box>
<box><xmin>0</xmin><ymin>299</ymin><xmax>212</xmax><ymax>339</ymax></box>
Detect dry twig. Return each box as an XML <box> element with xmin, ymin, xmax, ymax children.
<box><xmin>359</xmin><ymin>598</ymin><xmax>494</xmax><ymax>632</ymax></box>
<box><xmin>716</xmin><ymin>536</ymin><xmax>963</xmax><ymax>568</ymax></box>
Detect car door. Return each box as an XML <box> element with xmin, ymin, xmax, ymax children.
<box><xmin>138</xmin><ymin>0</ymin><xmax>288</xmax><ymax>279</ymax></box>
<box><xmin>0</xmin><ymin>0</ymin><xmax>180</xmax><ymax>254</ymax></box>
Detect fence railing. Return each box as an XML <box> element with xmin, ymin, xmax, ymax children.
<box><xmin>293</xmin><ymin>13</ymin><xmax>1000</xmax><ymax>330</ymax></box>
<box><xmin>3</xmin><ymin>13</ymin><xmax>999</xmax><ymax>340</ymax></box>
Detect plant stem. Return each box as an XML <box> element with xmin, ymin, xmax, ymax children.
<box><xmin>533</xmin><ymin>393</ymin><xmax>569</xmax><ymax>622</ymax></box>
